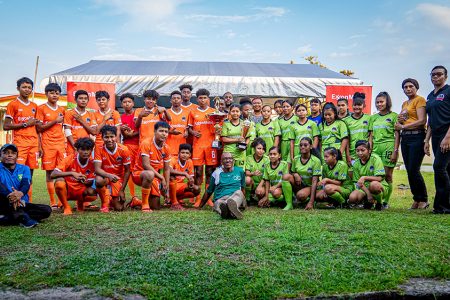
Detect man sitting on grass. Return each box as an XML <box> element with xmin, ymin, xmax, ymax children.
<box><xmin>0</xmin><ymin>144</ymin><xmax>51</xmax><ymax>228</ymax></box>
<box><xmin>198</xmin><ymin>152</ymin><xmax>247</xmax><ymax>219</ymax></box>
<box><xmin>51</xmin><ymin>138</ymin><xmax>100</xmax><ymax>214</ymax></box>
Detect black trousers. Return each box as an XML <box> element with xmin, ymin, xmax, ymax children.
<box><xmin>431</xmin><ymin>130</ymin><xmax>450</xmax><ymax>212</ymax></box>
<box><xmin>400</xmin><ymin>132</ymin><xmax>428</xmax><ymax>202</ymax></box>
<box><xmin>0</xmin><ymin>198</ymin><xmax>51</xmax><ymax>225</ymax></box>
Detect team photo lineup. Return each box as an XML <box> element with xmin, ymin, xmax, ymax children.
<box><xmin>1</xmin><ymin>64</ymin><xmax>449</xmax><ymax>227</ymax></box>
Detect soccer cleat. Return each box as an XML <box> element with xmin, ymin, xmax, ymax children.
<box><xmin>128</xmin><ymin>196</ymin><xmax>142</xmax><ymax>209</ymax></box>
<box><xmin>19</xmin><ymin>215</ymin><xmax>38</xmax><ymax>228</ymax></box>
<box><xmin>227</xmin><ymin>199</ymin><xmax>243</xmax><ymax>220</ymax></box>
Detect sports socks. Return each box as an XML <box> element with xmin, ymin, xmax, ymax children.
<box><xmin>385</xmin><ymin>182</ymin><xmax>393</xmax><ymax>204</ymax></box>
<box><xmin>282</xmin><ymin>181</ymin><xmax>293</xmax><ymax>210</ymax></box>
<box><xmin>330</xmin><ymin>192</ymin><xmax>345</xmax><ymax>206</ymax></box>
<box><xmin>141</xmin><ymin>187</ymin><xmax>151</xmax><ymax>211</ymax></box>
<box><xmin>46</xmin><ymin>181</ymin><xmax>56</xmax><ymax>207</ymax></box>
<box><xmin>55</xmin><ymin>181</ymin><xmax>72</xmax><ymax>215</ymax></box>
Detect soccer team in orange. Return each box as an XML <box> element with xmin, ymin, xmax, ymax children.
<box><xmin>5</xmin><ymin>77</ymin><xmax>235</xmax><ymax>214</ymax></box>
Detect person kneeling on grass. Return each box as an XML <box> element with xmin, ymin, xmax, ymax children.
<box><xmin>258</xmin><ymin>146</ymin><xmax>294</xmax><ymax>210</ymax></box>
<box><xmin>348</xmin><ymin>140</ymin><xmax>388</xmax><ymax>210</ymax></box>
<box><xmin>244</xmin><ymin>138</ymin><xmax>270</xmax><ymax>205</ymax></box>
<box><xmin>198</xmin><ymin>152</ymin><xmax>246</xmax><ymax>219</ymax></box>
<box><xmin>94</xmin><ymin>125</ymin><xmax>132</xmax><ymax>212</ymax></box>
<box><xmin>291</xmin><ymin>137</ymin><xmax>321</xmax><ymax>210</ymax></box>
<box><xmin>168</xmin><ymin>143</ymin><xmax>200</xmax><ymax>210</ymax></box>
<box><xmin>0</xmin><ymin>144</ymin><xmax>51</xmax><ymax>228</ymax></box>
<box><xmin>131</xmin><ymin>121</ymin><xmax>171</xmax><ymax>212</ymax></box>
<box><xmin>315</xmin><ymin>147</ymin><xmax>353</xmax><ymax>208</ymax></box>
<box><xmin>51</xmin><ymin>138</ymin><xmax>102</xmax><ymax>215</ymax></box>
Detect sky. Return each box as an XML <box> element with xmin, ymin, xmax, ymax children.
<box><xmin>0</xmin><ymin>0</ymin><xmax>449</xmax><ymax>112</ymax></box>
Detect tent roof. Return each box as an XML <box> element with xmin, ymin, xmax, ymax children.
<box><xmin>45</xmin><ymin>60</ymin><xmax>363</xmax><ymax>98</ymax></box>
<box><xmin>54</xmin><ymin>60</ymin><xmax>354</xmax><ymax>79</ymax></box>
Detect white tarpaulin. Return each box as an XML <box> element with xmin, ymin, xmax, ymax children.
<box><xmin>42</xmin><ymin>60</ymin><xmax>363</xmax><ymax>97</ymax></box>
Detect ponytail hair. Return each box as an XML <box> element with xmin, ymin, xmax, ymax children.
<box><xmin>300</xmin><ymin>137</ymin><xmax>321</xmax><ymax>161</ymax></box>
<box><xmin>324</xmin><ymin>146</ymin><xmax>342</xmax><ymax>161</ymax></box>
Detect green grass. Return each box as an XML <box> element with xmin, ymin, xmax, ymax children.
<box><xmin>0</xmin><ymin>170</ymin><xmax>449</xmax><ymax>299</ymax></box>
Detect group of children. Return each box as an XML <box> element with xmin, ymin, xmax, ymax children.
<box><xmin>4</xmin><ymin>77</ymin><xmax>401</xmax><ymax>215</ymax></box>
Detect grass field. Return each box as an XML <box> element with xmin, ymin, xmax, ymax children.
<box><xmin>0</xmin><ymin>169</ymin><xmax>449</xmax><ymax>299</ymax></box>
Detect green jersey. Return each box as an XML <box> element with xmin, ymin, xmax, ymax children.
<box><xmin>255</xmin><ymin>120</ymin><xmax>281</xmax><ymax>150</ymax></box>
<box><xmin>291</xmin><ymin>155</ymin><xmax>322</xmax><ymax>186</ymax></box>
<box><xmin>369</xmin><ymin>112</ymin><xmax>398</xmax><ymax>144</ymax></box>
<box><xmin>278</xmin><ymin>115</ymin><xmax>298</xmax><ymax>141</ymax></box>
<box><xmin>263</xmin><ymin>160</ymin><xmax>290</xmax><ymax>185</ymax></box>
<box><xmin>322</xmin><ymin>160</ymin><xmax>353</xmax><ymax>189</ymax></box>
<box><xmin>319</xmin><ymin>120</ymin><xmax>348</xmax><ymax>150</ymax></box>
<box><xmin>207</xmin><ymin>166</ymin><xmax>245</xmax><ymax>201</ymax></box>
<box><xmin>245</xmin><ymin>154</ymin><xmax>270</xmax><ymax>184</ymax></box>
<box><xmin>353</xmin><ymin>153</ymin><xmax>386</xmax><ymax>182</ymax></box>
<box><xmin>292</xmin><ymin>119</ymin><xmax>319</xmax><ymax>157</ymax></box>
<box><xmin>221</xmin><ymin>120</ymin><xmax>251</xmax><ymax>161</ymax></box>
<box><xmin>344</xmin><ymin>114</ymin><xmax>371</xmax><ymax>158</ymax></box>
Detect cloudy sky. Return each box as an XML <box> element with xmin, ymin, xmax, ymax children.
<box><xmin>0</xmin><ymin>0</ymin><xmax>449</xmax><ymax>112</ymax></box>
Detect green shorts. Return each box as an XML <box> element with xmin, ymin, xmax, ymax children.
<box><xmin>372</xmin><ymin>143</ymin><xmax>396</xmax><ymax>168</ymax></box>
<box><xmin>338</xmin><ymin>186</ymin><xmax>353</xmax><ymax>199</ymax></box>
<box><xmin>280</xmin><ymin>140</ymin><xmax>291</xmax><ymax>162</ymax></box>
<box><xmin>354</xmin><ymin>182</ymin><xmax>388</xmax><ymax>202</ymax></box>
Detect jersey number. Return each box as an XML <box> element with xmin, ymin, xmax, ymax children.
<box><xmin>385</xmin><ymin>151</ymin><xmax>392</xmax><ymax>160</ymax></box>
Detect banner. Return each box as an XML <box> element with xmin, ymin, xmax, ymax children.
<box><xmin>325</xmin><ymin>85</ymin><xmax>372</xmax><ymax>114</ymax></box>
<box><xmin>66</xmin><ymin>82</ymin><xmax>116</xmax><ymax>111</ymax></box>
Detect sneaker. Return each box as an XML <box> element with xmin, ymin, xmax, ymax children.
<box><xmin>227</xmin><ymin>199</ymin><xmax>243</xmax><ymax>220</ymax></box>
<box><xmin>382</xmin><ymin>202</ymin><xmax>389</xmax><ymax>209</ymax></box>
<box><xmin>219</xmin><ymin>202</ymin><xmax>230</xmax><ymax>219</ymax></box>
<box><xmin>19</xmin><ymin>215</ymin><xmax>38</xmax><ymax>228</ymax></box>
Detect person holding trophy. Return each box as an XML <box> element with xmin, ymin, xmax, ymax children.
<box><xmin>221</xmin><ymin>104</ymin><xmax>253</xmax><ymax>167</ymax></box>
<box><xmin>394</xmin><ymin>78</ymin><xmax>428</xmax><ymax>209</ymax></box>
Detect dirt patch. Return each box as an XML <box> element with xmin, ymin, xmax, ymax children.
<box><xmin>0</xmin><ymin>287</ymin><xmax>145</xmax><ymax>300</ymax></box>
<box><xmin>292</xmin><ymin>278</ymin><xmax>450</xmax><ymax>299</ymax></box>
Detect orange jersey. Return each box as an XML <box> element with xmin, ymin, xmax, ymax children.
<box><xmin>188</xmin><ymin>106</ymin><xmax>216</xmax><ymax>147</ymax></box>
<box><xmin>181</xmin><ymin>102</ymin><xmax>198</xmax><ymax>112</ymax></box>
<box><xmin>170</xmin><ymin>156</ymin><xmax>194</xmax><ymax>184</ymax></box>
<box><xmin>36</xmin><ymin>103</ymin><xmax>65</xmax><ymax>148</ymax></box>
<box><xmin>94</xmin><ymin>143</ymin><xmax>131</xmax><ymax>177</ymax></box>
<box><xmin>134</xmin><ymin>138</ymin><xmax>171</xmax><ymax>172</ymax></box>
<box><xmin>64</xmin><ymin>108</ymin><xmax>97</xmax><ymax>141</ymax></box>
<box><xmin>55</xmin><ymin>154</ymin><xmax>95</xmax><ymax>190</ymax></box>
<box><xmin>166</xmin><ymin>108</ymin><xmax>190</xmax><ymax>155</ymax></box>
<box><xmin>94</xmin><ymin>109</ymin><xmax>121</xmax><ymax>145</ymax></box>
<box><xmin>134</xmin><ymin>107</ymin><xmax>165</xmax><ymax>142</ymax></box>
<box><xmin>5</xmin><ymin>98</ymin><xmax>38</xmax><ymax>145</ymax></box>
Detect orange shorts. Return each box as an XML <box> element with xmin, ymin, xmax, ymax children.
<box><xmin>173</xmin><ymin>182</ymin><xmax>188</xmax><ymax>195</ymax></box>
<box><xmin>66</xmin><ymin>144</ymin><xmax>76</xmax><ymax>158</ymax></box>
<box><xmin>132</xmin><ymin>171</ymin><xmax>162</xmax><ymax>196</ymax></box>
<box><xmin>104</xmin><ymin>178</ymin><xmax>124</xmax><ymax>197</ymax></box>
<box><xmin>15</xmin><ymin>144</ymin><xmax>39</xmax><ymax>169</ymax></box>
<box><xmin>41</xmin><ymin>146</ymin><xmax>66</xmax><ymax>170</ymax></box>
<box><xmin>192</xmin><ymin>146</ymin><xmax>217</xmax><ymax>166</ymax></box>
<box><xmin>66</xmin><ymin>183</ymin><xmax>88</xmax><ymax>200</ymax></box>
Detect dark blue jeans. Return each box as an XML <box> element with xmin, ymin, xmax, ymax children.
<box><xmin>431</xmin><ymin>130</ymin><xmax>450</xmax><ymax>212</ymax></box>
<box><xmin>400</xmin><ymin>132</ymin><xmax>428</xmax><ymax>202</ymax></box>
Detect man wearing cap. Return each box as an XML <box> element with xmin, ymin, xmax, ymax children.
<box><xmin>0</xmin><ymin>144</ymin><xmax>51</xmax><ymax>228</ymax></box>
<box><xmin>198</xmin><ymin>152</ymin><xmax>247</xmax><ymax>219</ymax></box>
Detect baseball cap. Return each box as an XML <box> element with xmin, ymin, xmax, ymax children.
<box><xmin>0</xmin><ymin>144</ymin><xmax>18</xmax><ymax>153</ymax></box>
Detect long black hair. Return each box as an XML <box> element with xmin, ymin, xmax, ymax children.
<box><xmin>321</xmin><ymin>102</ymin><xmax>338</xmax><ymax>129</ymax></box>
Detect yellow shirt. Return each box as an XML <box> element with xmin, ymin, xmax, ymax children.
<box><xmin>400</xmin><ymin>95</ymin><xmax>426</xmax><ymax>129</ymax></box>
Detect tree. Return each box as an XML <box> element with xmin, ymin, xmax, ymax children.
<box><xmin>339</xmin><ymin>69</ymin><xmax>355</xmax><ymax>77</ymax></box>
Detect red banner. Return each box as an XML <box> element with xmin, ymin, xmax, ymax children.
<box><xmin>67</xmin><ymin>82</ymin><xmax>116</xmax><ymax>111</ymax></box>
<box><xmin>325</xmin><ymin>85</ymin><xmax>372</xmax><ymax>114</ymax></box>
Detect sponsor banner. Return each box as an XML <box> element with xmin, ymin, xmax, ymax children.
<box><xmin>67</xmin><ymin>82</ymin><xmax>116</xmax><ymax>111</ymax></box>
<box><xmin>325</xmin><ymin>85</ymin><xmax>372</xmax><ymax>114</ymax></box>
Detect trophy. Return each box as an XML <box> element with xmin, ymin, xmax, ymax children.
<box><xmin>208</xmin><ymin>96</ymin><xmax>228</xmax><ymax>149</ymax></box>
<box><xmin>237</xmin><ymin>110</ymin><xmax>253</xmax><ymax>150</ymax></box>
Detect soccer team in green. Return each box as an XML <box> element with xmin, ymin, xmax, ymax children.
<box><xmin>225</xmin><ymin>91</ymin><xmax>399</xmax><ymax>211</ymax></box>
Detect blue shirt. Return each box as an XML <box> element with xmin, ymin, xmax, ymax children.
<box><xmin>0</xmin><ymin>163</ymin><xmax>31</xmax><ymax>203</ymax></box>
<box><xmin>308</xmin><ymin>115</ymin><xmax>322</xmax><ymax>126</ymax></box>
<box><xmin>207</xmin><ymin>166</ymin><xmax>245</xmax><ymax>201</ymax></box>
